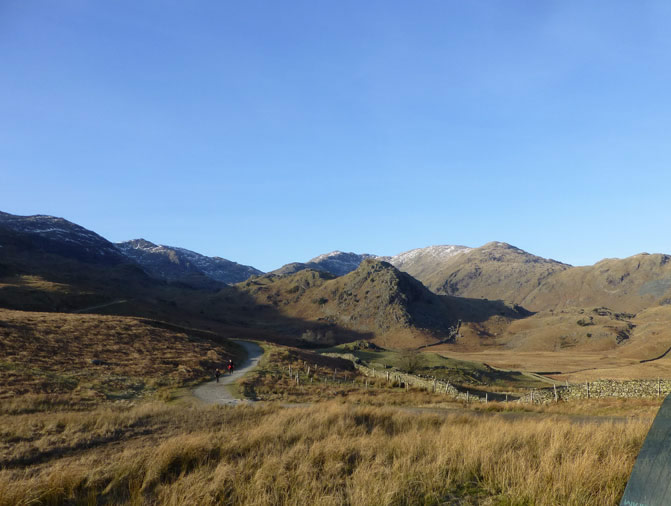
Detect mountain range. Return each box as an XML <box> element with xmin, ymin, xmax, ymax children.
<box><xmin>2</xmin><ymin>210</ymin><xmax>671</xmax><ymax>353</ymax></box>
<box><xmin>117</xmin><ymin>239</ymin><xmax>263</xmax><ymax>286</ymax></box>
<box><xmin>270</xmin><ymin>251</ymin><xmax>377</xmax><ymax>276</ymax></box>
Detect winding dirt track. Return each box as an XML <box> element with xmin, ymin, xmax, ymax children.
<box><xmin>192</xmin><ymin>340</ymin><xmax>264</xmax><ymax>406</ymax></box>
<box><xmin>191</xmin><ymin>341</ymin><xmax>654</xmax><ymax>426</ymax></box>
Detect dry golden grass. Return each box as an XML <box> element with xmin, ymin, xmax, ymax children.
<box><xmin>0</xmin><ymin>401</ymin><xmax>651</xmax><ymax>505</ymax></box>
<box><xmin>0</xmin><ymin>309</ymin><xmax>242</xmax><ymax>411</ymax></box>
<box><xmin>0</xmin><ymin>306</ymin><xmax>661</xmax><ymax>505</ymax></box>
<box><xmin>433</xmin><ymin>305</ymin><xmax>671</xmax><ymax>382</ymax></box>
<box><xmin>468</xmin><ymin>397</ymin><xmax>662</xmax><ymax>419</ymax></box>
<box><xmin>239</xmin><ymin>343</ymin><xmax>482</xmax><ymax>405</ymax></box>
<box><xmin>238</xmin><ymin>343</ymin><xmax>382</xmax><ymax>402</ymax></box>
<box><xmin>432</xmin><ymin>347</ymin><xmax>671</xmax><ymax>383</ymax></box>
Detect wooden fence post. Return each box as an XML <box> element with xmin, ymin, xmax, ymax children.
<box><xmin>553</xmin><ymin>383</ymin><xmax>558</xmax><ymax>402</ymax></box>
<box><xmin>586</xmin><ymin>382</ymin><xmax>590</xmax><ymax>399</ymax></box>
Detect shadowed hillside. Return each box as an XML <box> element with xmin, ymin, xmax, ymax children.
<box><xmin>0</xmin><ymin>217</ymin><xmax>376</xmax><ymax>348</ymax></box>
<box><xmin>117</xmin><ymin>238</ymin><xmax>262</xmax><ymax>286</ymax></box>
<box><xmin>0</xmin><ymin>212</ymin><xmax>127</xmax><ymax>265</ymax></box>
<box><xmin>270</xmin><ymin>251</ymin><xmax>375</xmax><ymax>277</ymax></box>
<box><xmin>238</xmin><ymin>259</ymin><xmax>530</xmax><ymax>348</ymax></box>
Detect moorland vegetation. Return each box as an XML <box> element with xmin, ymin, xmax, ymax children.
<box><xmin>2</xmin><ymin>211</ymin><xmax>671</xmax><ymax>504</ymax></box>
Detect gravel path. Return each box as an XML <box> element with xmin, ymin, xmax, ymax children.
<box><xmin>72</xmin><ymin>299</ymin><xmax>128</xmax><ymax>314</ymax></box>
<box><xmin>192</xmin><ymin>340</ymin><xmax>264</xmax><ymax>406</ymax></box>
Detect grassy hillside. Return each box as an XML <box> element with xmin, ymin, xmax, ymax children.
<box><xmin>494</xmin><ymin>307</ymin><xmax>636</xmax><ymax>353</ymax></box>
<box><xmin>453</xmin><ymin>305</ymin><xmax>671</xmax><ymax>361</ymax></box>
<box><xmin>393</xmin><ymin>241</ymin><xmax>671</xmax><ymax>314</ymax></box>
<box><xmin>0</xmin><ymin>309</ymin><xmax>243</xmax><ymax>413</ymax></box>
<box><xmin>237</xmin><ymin>259</ymin><xmax>529</xmax><ymax>348</ymax></box>
<box><xmin>431</xmin><ymin>304</ymin><xmax>671</xmax><ymax>382</ymax></box>
<box><xmin>399</xmin><ymin>242</ymin><xmax>570</xmax><ymax>307</ymax></box>
<box><xmin>0</xmin><ymin>227</ymin><xmax>392</xmax><ymax>347</ymax></box>
<box><xmin>523</xmin><ymin>253</ymin><xmax>671</xmax><ymax>312</ymax></box>
<box><xmin>320</xmin><ymin>342</ymin><xmax>549</xmax><ymax>391</ymax></box>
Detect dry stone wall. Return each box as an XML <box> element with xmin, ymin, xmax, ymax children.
<box><xmin>518</xmin><ymin>379</ymin><xmax>671</xmax><ymax>404</ymax></box>
<box><xmin>323</xmin><ymin>352</ymin><xmax>478</xmax><ymax>401</ymax></box>
<box><xmin>324</xmin><ymin>354</ymin><xmax>671</xmax><ymax>404</ymax></box>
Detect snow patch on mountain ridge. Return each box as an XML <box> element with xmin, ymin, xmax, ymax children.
<box><xmin>307</xmin><ymin>251</ymin><xmax>377</xmax><ymax>276</ymax></box>
<box><xmin>382</xmin><ymin>245</ymin><xmax>472</xmax><ymax>268</ymax></box>
<box><xmin>117</xmin><ymin>239</ymin><xmax>263</xmax><ymax>284</ymax></box>
<box><xmin>0</xmin><ymin>212</ymin><xmax>123</xmax><ymax>259</ymax></box>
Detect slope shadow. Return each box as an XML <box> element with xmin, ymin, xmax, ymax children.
<box><xmin>0</xmin><ymin>240</ymin><xmax>374</xmax><ymax>348</ymax></box>
<box><xmin>442</xmin><ymin>294</ymin><xmax>534</xmax><ymax>324</ymax></box>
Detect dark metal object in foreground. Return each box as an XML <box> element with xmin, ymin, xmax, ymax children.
<box><xmin>621</xmin><ymin>394</ymin><xmax>671</xmax><ymax>506</ymax></box>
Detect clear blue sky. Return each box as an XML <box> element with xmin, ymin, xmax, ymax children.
<box><xmin>2</xmin><ymin>1</ymin><xmax>671</xmax><ymax>272</ymax></box>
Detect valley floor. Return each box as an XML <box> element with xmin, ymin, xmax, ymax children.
<box><xmin>431</xmin><ymin>346</ymin><xmax>671</xmax><ymax>382</ymax></box>
<box><xmin>1</xmin><ymin>308</ymin><xmax>664</xmax><ymax>505</ymax></box>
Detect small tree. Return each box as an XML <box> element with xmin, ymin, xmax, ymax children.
<box><xmin>399</xmin><ymin>349</ymin><xmax>425</xmax><ymax>374</ymax></box>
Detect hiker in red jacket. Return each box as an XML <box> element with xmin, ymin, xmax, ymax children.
<box><xmin>227</xmin><ymin>359</ymin><xmax>234</xmax><ymax>374</ymax></box>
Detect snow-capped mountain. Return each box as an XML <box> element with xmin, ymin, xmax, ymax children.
<box><xmin>271</xmin><ymin>248</ymin><xmax>472</xmax><ymax>278</ymax></box>
<box><xmin>271</xmin><ymin>251</ymin><xmax>376</xmax><ymax>277</ymax></box>
<box><xmin>382</xmin><ymin>242</ymin><xmax>573</xmax><ymax>308</ymax></box>
<box><xmin>0</xmin><ymin>211</ymin><xmax>127</xmax><ymax>264</ymax></box>
<box><xmin>117</xmin><ymin>239</ymin><xmax>263</xmax><ymax>284</ymax></box>
<box><xmin>308</xmin><ymin>251</ymin><xmax>377</xmax><ymax>276</ymax></box>
<box><xmin>381</xmin><ymin>245</ymin><xmax>472</xmax><ymax>270</ymax></box>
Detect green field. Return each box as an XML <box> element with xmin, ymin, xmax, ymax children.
<box><xmin>320</xmin><ymin>341</ymin><xmax>551</xmax><ymax>392</ymax></box>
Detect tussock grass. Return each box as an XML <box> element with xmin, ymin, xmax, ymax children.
<box><xmin>0</xmin><ymin>309</ymin><xmax>242</xmax><ymax>410</ymax></box>
<box><xmin>0</xmin><ymin>401</ymin><xmax>649</xmax><ymax>505</ymax></box>
<box><xmin>240</xmin><ymin>344</ymin><xmax>475</xmax><ymax>406</ymax></box>
<box><xmin>470</xmin><ymin>397</ymin><xmax>663</xmax><ymax>419</ymax></box>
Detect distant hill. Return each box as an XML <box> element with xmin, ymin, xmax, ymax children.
<box><xmin>239</xmin><ymin>259</ymin><xmax>529</xmax><ymax>347</ymax></box>
<box><xmin>381</xmin><ymin>245</ymin><xmax>472</xmax><ymax>279</ymax></box>
<box><xmin>0</xmin><ymin>211</ymin><xmax>128</xmax><ymax>265</ymax></box>
<box><xmin>384</xmin><ymin>242</ymin><xmax>671</xmax><ymax>314</ymax></box>
<box><xmin>0</xmin><ymin>214</ymin><xmax>156</xmax><ymax>313</ymax></box>
<box><xmin>271</xmin><ymin>251</ymin><xmax>375</xmax><ymax>277</ymax></box>
<box><xmin>6</xmin><ymin>209</ymin><xmax>671</xmax><ymax>352</ymax></box>
<box><xmin>117</xmin><ymin>239</ymin><xmax>262</xmax><ymax>285</ymax></box>
<box><xmin>387</xmin><ymin>242</ymin><xmax>570</xmax><ymax>309</ymax></box>
<box><xmin>0</xmin><ymin>211</ymin><xmax>374</xmax><ymax>347</ymax></box>
<box><xmin>521</xmin><ymin>253</ymin><xmax>671</xmax><ymax>313</ymax></box>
